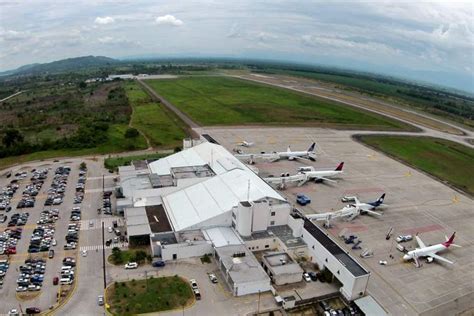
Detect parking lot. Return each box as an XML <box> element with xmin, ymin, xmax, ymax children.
<box><xmin>0</xmin><ymin>158</ymin><xmax>123</xmax><ymax>315</ymax></box>
<box><xmin>201</xmin><ymin>126</ymin><xmax>474</xmax><ymax>315</ymax></box>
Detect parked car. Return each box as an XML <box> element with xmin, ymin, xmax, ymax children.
<box><xmin>396</xmin><ymin>235</ymin><xmax>413</xmax><ymax>243</ymax></box>
<box><xmin>97</xmin><ymin>295</ymin><xmax>104</xmax><ymax>306</ymax></box>
<box><xmin>296</xmin><ymin>194</ymin><xmax>311</xmax><ymax>206</ymax></box>
<box><xmin>152</xmin><ymin>260</ymin><xmax>165</xmax><ymax>268</ymax></box>
<box><xmin>124</xmin><ymin>262</ymin><xmax>138</xmax><ymax>269</ymax></box>
<box><xmin>25</xmin><ymin>307</ymin><xmax>41</xmax><ymax>314</ymax></box>
<box><xmin>303</xmin><ymin>272</ymin><xmax>311</xmax><ymax>282</ymax></box>
<box><xmin>208</xmin><ymin>273</ymin><xmax>218</xmax><ymax>283</ymax></box>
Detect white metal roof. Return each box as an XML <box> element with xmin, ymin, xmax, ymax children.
<box><xmin>148</xmin><ymin>142</ymin><xmax>245</xmax><ymax>176</ymax></box>
<box><xmin>354</xmin><ymin>296</ymin><xmax>388</xmax><ymax>316</ymax></box>
<box><xmin>163</xmin><ymin>167</ymin><xmax>285</xmax><ymax>231</ymax></box>
<box><xmin>203</xmin><ymin>227</ymin><xmax>243</xmax><ymax>248</ymax></box>
<box><xmin>147</xmin><ymin>141</ymin><xmax>286</xmax><ymax>232</ymax></box>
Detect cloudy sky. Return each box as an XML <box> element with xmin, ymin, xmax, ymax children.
<box><xmin>0</xmin><ymin>0</ymin><xmax>473</xmax><ymax>92</ymax></box>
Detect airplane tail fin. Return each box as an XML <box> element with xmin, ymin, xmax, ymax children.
<box><xmin>376</xmin><ymin>193</ymin><xmax>386</xmax><ymax>205</ymax></box>
<box><xmin>287</xmin><ymin>146</ymin><xmax>291</xmax><ymax>153</ymax></box>
<box><xmin>442</xmin><ymin>232</ymin><xmax>456</xmax><ymax>247</ymax></box>
<box><xmin>335</xmin><ymin>162</ymin><xmax>344</xmax><ymax>171</ymax></box>
<box><xmin>307</xmin><ymin>142</ymin><xmax>316</xmax><ymax>152</ymax></box>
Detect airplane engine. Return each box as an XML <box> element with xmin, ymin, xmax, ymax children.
<box><xmin>288</xmin><ymin>156</ymin><xmax>295</xmax><ymax>160</ymax></box>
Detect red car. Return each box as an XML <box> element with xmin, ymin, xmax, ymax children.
<box><xmin>6</xmin><ymin>248</ymin><xmax>16</xmax><ymax>255</ymax></box>
<box><xmin>53</xmin><ymin>277</ymin><xmax>59</xmax><ymax>285</ymax></box>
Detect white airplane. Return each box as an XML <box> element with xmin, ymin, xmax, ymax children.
<box><xmin>236</xmin><ymin>140</ymin><xmax>254</xmax><ymax>147</ymax></box>
<box><xmin>403</xmin><ymin>232</ymin><xmax>460</xmax><ymax>265</ymax></box>
<box><xmin>306</xmin><ymin>204</ymin><xmax>381</xmax><ymax>226</ymax></box>
<box><xmin>351</xmin><ymin>194</ymin><xmax>386</xmax><ymax>213</ymax></box>
<box><xmin>235</xmin><ymin>143</ymin><xmax>316</xmax><ymax>164</ymax></box>
<box><xmin>264</xmin><ymin>162</ymin><xmax>343</xmax><ymax>188</ymax></box>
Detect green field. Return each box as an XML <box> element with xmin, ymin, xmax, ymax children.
<box><xmin>125</xmin><ymin>81</ymin><xmax>187</xmax><ymax>147</ymax></box>
<box><xmin>107</xmin><ymin>276</ymin><xmax>193</xmax><ymax>315</ymax></box>
<box><xmin>0</xmin><ymin>124</ymin><xmax>147</xmax><ymax>170</ymax></box>
<box><xmin>357</xmin><ymin>135</ymin><xmax>474</xmax><ymax>195</ymax></box>
<box><xmin>145</xmin><ymin>76</ymin><xmax>415</xmax><ymax>131</ymax></box>
<box><xmin>268</xmin><ymin>69</ymin><xmax>474</xmax><ymax>128</ymax></box>
<box><xmin>104</xmin><ymin>152</ymin><xmax>169</xmax><ymax>172</ymax></box>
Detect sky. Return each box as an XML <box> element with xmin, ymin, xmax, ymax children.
<box><xmin>0</xmin><ymin>0</ymin><xmax>473</xmax><ymax>92</ymax></box>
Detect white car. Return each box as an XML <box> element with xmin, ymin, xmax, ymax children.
<box><xmin>379</xmin><ymin>260</ymin><xmax>388</xmax><ymax>265</ymax></box>
<box><xmin>396</xmin><ymin>235</ymin><xmax>413</xmax><ymax>243</ymax></box>
<box><xmin>208</xmin><ymin>273</ymin><xmax>218</xmax><ymax>283</ymax></box>
<box><xmin>107</xmin><ymin>227</ymin><xmax>113</xmax><ymax>233</ymax></box>
<box><xmin>124</xmin><ymin>262</ymin><xmax>138</xmax><ymax>269</ymax></box>
<box><xmin>81</xmin><ymin>250</ymin><xmax>87</xmax><ymax>257</ymax></box>
<box><xmin>303</xmin><ymin>272</ymin><xmax>311</xmax><ymax>282</ymax></box>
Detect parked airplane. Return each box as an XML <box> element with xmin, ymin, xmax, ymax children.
<box><xmin>236</xmin><ymin>140</ymin><xmax>254</xmax><ymax>147</ymax></box>
<box><xmin>235</xmin><ymin>143</ymin><xmax>316</xmax><ymax>164</ymax></box>
<box><xmin>403</xmin><ymin>232</ymin><xmax>461</xmax><ymax>265</ymax></box>
<box><xmin>306</xmin><ymin>204</ymin><xmax>381</xmax><ymax>226</ymax></box>
<box><xmin>351</xmin><ymin>194</ymin><xmax>386</xmax><ymax>212</ymax></box>
<box><xmin>264</xmin><ymin>162</ymin><xmax>343</xmax><ymax>188</ymax></box>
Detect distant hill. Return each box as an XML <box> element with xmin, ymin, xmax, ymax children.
<box><xmin>0</xmin><ymin>56</ymin><xmax>119</xmax><ymax>76</ymax></box>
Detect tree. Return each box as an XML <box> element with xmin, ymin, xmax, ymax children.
<box><xmin>79</xmin><ymin>81</ymin><xmax>87</xmax><ymax>89</ymax></box>
<box><xmin>111</xmin><ymin>247</ymin><xmax>123</xmax><ymax>264</ymax></box>
<box><xmin>135</xmin><ymin>250</ymin><xmax>147</xmax><ymax>263</ymax></box>
<box><xmin>125</xmin><ymin>128</ymin><xmax>139</xmax><ymax>138</ymax></box>
<box><xmin>79</xmin><ymin>162</ymin><xmax>87</xmax><ymax>170</ymax></box>
<box><xmin>2</xmin><ymin>129</ymin><xmax>24</xmax><ymax>147</ymax></box>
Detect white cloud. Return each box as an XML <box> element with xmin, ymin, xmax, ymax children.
<box><xmin>94</xmin><ymin>16</ymin><xmax>115</xmax><ymax>25</ymax></box>
<box><xmin>0</xmin><ymin>28</ymin><xmax>30</xmax><ymax>41</ymax></box>
<box><xmin>155</xmin><ymin>14</ymin><xmax>183</xmax><ymax>27</ymax></box>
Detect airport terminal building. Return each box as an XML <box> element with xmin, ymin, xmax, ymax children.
<box><xmin>118</xmin><ymin>138</ymin><xmax>370</xmax><ymax>301</ymax></box>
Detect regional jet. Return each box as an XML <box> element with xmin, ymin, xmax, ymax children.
<box><xmin>403</xmin><ymin>233</ymin><xmax>460</xmax><ymax>265</ymax></box>
<box><xmin>235</xmin><ymin>143</ymin><xmax>316</xmax><ymax>164</ymax></box>
<box><xmin>264</xmin><ymin>162</ymin><xmax>343</xmax><ymax>188</ymax></box>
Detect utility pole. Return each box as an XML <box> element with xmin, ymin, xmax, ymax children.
<box><xmin>102</xmin><ymin>221</ymin><xmax>106</xmax><ymax>289</ymax></box>
<box><xmin>257</xmin><ymin>290</ymin><xmax>261</xmax><ymax>314</ymax></box>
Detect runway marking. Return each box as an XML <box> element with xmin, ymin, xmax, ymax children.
<box><xmin>401</xmin><ymin>224</ymin><xmax>443</xmax><ymax>235</ymax></box>
<box><xmin>79</xmin><ymin>242</ymin><xmax>128</xmax><ymax>251</ymax></box>
<box><xmin>79</xmin><ymin>218</ymin><xmax>118</xmax><ymax>230</ymax></box>
<box><xmin>329</xmin><ymin>223</ymin><xmax>368</xmax><ymax>234</ymax></box>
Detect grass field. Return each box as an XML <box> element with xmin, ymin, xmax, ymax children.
<box><xmin>107</xmin><ymin>276</ymin><xmax>194</xmax><ymax>315</ymax></box>
<box><xmin>125</xmin><ymin>81</ymin><xmax>187</xmax><ymax>147</ymax></box>
<box><xmin>0</xmin><ymin>124</ymin><xmax>147</xmax><ymax>170</ymax></box>
<box><xmin>104</xmin><ymin>152</ymin><xmax>169</xmax><ymax>172</ymax></box>
<box><xmin>145</xmin><ymin>76</ymin><xmax>414</xmax><ymax>131</ymax></box>
<box><xmin>268</xmin><ymin>69</ymin><xmax>474</xmax><ymax>128</ymax></box>
<box><xmin>357</xmin><ymin>135</ymin><xmax>474</xmax><ymax>196</ymax></box>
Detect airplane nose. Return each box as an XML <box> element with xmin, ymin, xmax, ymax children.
<box><xmin>403</xmin><ymin>254</ymin><xmax>410</xmax><ymax>261</ymax></box>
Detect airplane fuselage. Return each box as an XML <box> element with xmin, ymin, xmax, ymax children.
<box><xmin>304</xmin><ymin>170</ymin><xmax>341</xmax><ymax>179</ymax></box>
<box><xmin>403</xmin><ymin>244</ymin><xmax>447</xmax><ymax>261</ymax></box>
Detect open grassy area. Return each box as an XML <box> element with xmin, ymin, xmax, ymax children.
<box><xmin>145</xmin><ymin>76</ymin><xmax>414</xmax><ymax>131</ymax></box>
<box><xmin>104</xmin><ymin>152</ymin><xmax>169</xmax><ymax>172</ymax></box>
<box><xmin>0</xmin><ymin>124</ymin><xmax>147</xmax><ymax>171</ymax></box>
<box><xmin>125</xmin><ymin>81</ymin><xmax>187</xmax><ymax>147</ymax></box>
<box><xmin>107</xmin><ymin>276</ymin><xmax>194</xmax><ymax>315</ymax></box>
<box><xmin>357</xmin><ymin>135</ymin><xmax>474</xmax><ymax>196</ymax></box>
<box><xmin>268</xmin><ymin>69</ymin><xmax>474</xmax><ymax>128</ymax></box>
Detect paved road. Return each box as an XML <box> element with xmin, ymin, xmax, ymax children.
<box><xmin>137</xmin><ymin>79</ymin><xmax>201</xmax><ymax>138</ymax></box>
<box><xmin>232</xmin><ymin>75</ymin><xmax>474</xmax><ymax>149</ymax></box>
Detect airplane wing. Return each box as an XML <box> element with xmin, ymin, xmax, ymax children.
<box><xmin>428</xmin><ymin>253</ymin><xmax>454</xmax><ymax>265</ymax></box>
<box><xmin>264</xmin><ymin>174</ymin><xmax>306</xmax><ymax>184</ymax></box>
<box><xmin>316</xmin><ymin>177</ymin><xmax>337</xmax><ymax>183</ymax></box>
<box><xmin>235</xmin><ymin>153</ymin><xmax>276</xmax><ymax>160</ymax></box>
<box><xmin>365</xmin><ymin>210</ymin><xmax>383</xmax><ymax>217</ymax></box>
<box><xmin>415</xmin><ymin>235</ymin><xmax>426</xmax><ymax>248</ymax></box>
<box><xmin>293</xmin><ymin>156</ymin><xmax>311</xmax><ymax>162</ymax></box>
